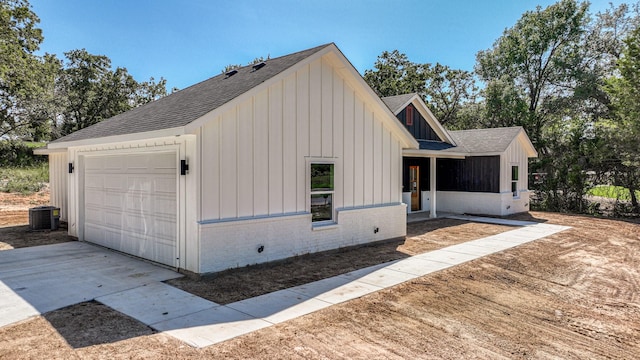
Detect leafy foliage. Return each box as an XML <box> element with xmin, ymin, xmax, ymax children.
<box><xmin>55</xmin><ymin>49</ymin><xmax>167</xmax><ymax>137</ymax></box>
<box><xmin>364</xmin><ymin>50</ymin><xmax>477</xmax><ymax>126</ymax></box>
<box><xmin>0</xmin><ymin>0</ymin><xmax>57</xmax><ymax>140</ymax></box>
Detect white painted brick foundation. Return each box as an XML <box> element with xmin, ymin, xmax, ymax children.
<box><xmin>198</xmin><ymin>203</ymin><xmax>407</xmax><ymax>274</ymax></box>
<box><xmin>435</xmin><ymin>190</ymin><xmax>531</xmax><ymax>216</ymax></box>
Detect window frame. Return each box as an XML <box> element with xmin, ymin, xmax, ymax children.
<box><xmin>511</xmin><ymin>165</ymin><xmax>519</xmax><ymax>197</ymax></box>
<box><xmin>309</xmin><ymin>161</ymin><xmax>335</xmax><ymax>223</ymax></box>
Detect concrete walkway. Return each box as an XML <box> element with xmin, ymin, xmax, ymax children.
<box><xmin>97</xmin><ymin>218</ymin><xmax>571</xmax><ymax>348</ymax></box>
<box><xmin>0</xmin><ymin>242</ymin><xmax>182</xmax><ymax>328</ymax></box>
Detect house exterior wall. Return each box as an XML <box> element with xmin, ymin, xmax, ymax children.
<box><xmin>501</xmin><ymin>136</ymin><xmax>530</xmax><ymax>194</ymax></box>
<box><xmin>435</xmin><ymin>136</ymin><xmax>533</xmax><ymax>216</ymax></box>
<box><xmin>48</xmin><ymin>152</ymin><xmax>68</xmax><ymax>221</ymax></box>
<box><xmin>197</xmin><ymin>55</ymin><xmax>407</xmax><ymax>273</ymax></box>
<box><xmin>199</xmin><ymin>204</ymin><xmax>406</xmax><ymax>273</ymax></box>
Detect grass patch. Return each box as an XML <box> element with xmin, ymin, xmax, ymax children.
<box><xmin>0</xmin><ymin>164</ymin><xmax>49</xmax><ymax>194</ymax></box>
<box><xmin>588</xmin><ymin>185</ymin><xmax>640</xmax><ymax>201</ymax></box>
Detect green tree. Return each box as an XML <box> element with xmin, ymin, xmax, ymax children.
<box><xmin>56</xmin><ymin>49</ymin><xmax>167</xmax><ymax>137</ymax></box>
<box><xmin>601</xmin><ymin>24</ymin><xmax>640</xmax><ymax>212</ymax></box>
<box><xmin>0</xmin><ymin>0</ymin><xmax>58</xmax><ymax>140</ymax></box>
<box><xmin>364</xmin><ymin>50</ymin><xmax>477</xmax><ymax>126</ymax></box>
<box><xmin>475</xmin><ymin>0</ymin><xmax>590</xmax><ymax>148</ymax></box>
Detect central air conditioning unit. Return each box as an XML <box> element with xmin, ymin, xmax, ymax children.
<box><xmin>29</xmin><ymin>206</ymin><xmax>60</xmax><ymax>231</ymax></box>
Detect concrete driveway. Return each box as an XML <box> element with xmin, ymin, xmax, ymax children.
<box><xmin>0</xmin><ymin>241</ymin><xmax>182</xmax><ymax>328</ymax></box>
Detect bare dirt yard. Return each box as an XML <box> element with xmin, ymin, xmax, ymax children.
<box><xmin>1</xmin><ymin>191</ymin><xmax>638</xmax><ymax>359</ymax></box>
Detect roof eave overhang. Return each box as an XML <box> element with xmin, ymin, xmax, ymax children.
<box><xmin>402</xmin><ymin>149</ymin><xmax>466</xmax><ymax>159</ymax></box>
<box><xmin>518</xmin><ymin>131</ymin><xmax>539</xmax><ymax>158</ymax></box>
<box><xmin>33</xmin><ymin>147</ymin><xmax>67</xmax><ymax>155</ymax></box>
<box><xmin>46</xmin><ymin>126</ymin><xmax>187</xmax><ymax>150</ymax></box>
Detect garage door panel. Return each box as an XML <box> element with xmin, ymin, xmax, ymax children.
<box><xmin>84</xmin><ymin>206</ymin><xmax>105</xmax><ymax>226</ymax></box>
<box><xmin>104</xmin><ymin>210</ymin><xmax>123</xmax><ymax>228</ymax></box>
<box><xmin>104</xmin><ymin>176</ymin><xmax>126</xmax><ymax>191</ymax></box>
<box><xmin>83</xmin><ymin>152</ymin><xmax>178</xmax><ymax>267</ymax></box>
<box><xmin>154</xmin><ymin>177</ymin><xmax>176</xmax><ymax>193</ymax></box>
<box><xmin>104</xmin><ymin>190</ymin><xmax>124</xmax><ymax>209</ymax></box>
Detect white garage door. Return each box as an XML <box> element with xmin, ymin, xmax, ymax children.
<box><xmin>83</xmin><ymin>152</ymin><xmax>178</xmax><ymax>267</ymax></box>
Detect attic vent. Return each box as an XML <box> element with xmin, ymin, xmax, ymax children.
<box><xmin>225</xmin><ymin>69</ymin><xmax>238</xmax><ymax>78</ymax></box>
<box><xmin>252</xmin><ymin>62</ymin><xmax>266</xmax><ymax>71</ymax></box>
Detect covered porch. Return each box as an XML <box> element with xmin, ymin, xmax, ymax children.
<box><xmin>401</xmin><ymin>148</ymin><xmax>466</xmax><ymax>219</ymax></box>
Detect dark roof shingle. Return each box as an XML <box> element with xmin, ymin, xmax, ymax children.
<box><xmin>53</xmin><ymin>43</ymin><xmax>332</xmax><ymax>144</ymax></box>
<box><xmin>380</xmin><ymin>93</ymin><xmax>417</xmax><ymax>113</ymax></box>
<box><xmin>446</xmin><ymin>127</ymin><xmax>523</xmax><ymax>153</ymax></box>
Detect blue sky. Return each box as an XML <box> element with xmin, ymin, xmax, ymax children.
<box><xmin>31</xmin><ymin>0</ymin><xmax>621</xmax><ymax>91</ymax></box>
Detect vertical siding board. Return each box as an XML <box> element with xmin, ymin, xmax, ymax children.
<box><xmin>309</xmin><ymin>59</ymin><xmax>322</xmax><ymax>157</ymax></box>
<box><xmin>220</xmin><ymin>108</ymin><xmax>237</xmax><ymax>218</ymax></box>
<box><xmin>237</xmin><ymin>99</ymin><xmax>254</xmax><ymax>217</ymax></box>
<box><xmin>202</xmin><ymin>119</ymin><xmax>220</xmax><ymax>220</ymax></box>
<box><xmin>382</xmin><ymin>127</ymin><xmax>391</xmax><ymax>204</ymax></box>
<box><xmin>372</xmin><ymin>116</ymin><xmax>383</xmax><ymax>204</ymax></box>
<box><xmin>342</xmin><ymin>88</ymin><xmax>355</xmax><ymax>208</ymax></box>
<box><xmin>254</xmin><ymin>90</ymin><xmax>270</xmax><ymax>215</ymax></box>
<box><xmin>363</xmin><ymin>106</ymin><xmax>374</xmax><ymax>205</ymax></box>
<box><xmin>269</xmin><ymin>83</ymin><xmax>284</xmax><ymax>215</ymax></box>
<box><xmin>353</xmin><ymin>96</ymin><xmax>364</xmax><ymax>207</ymax></box>
<box><xmin>283</xmin><ymin>74</ymin><xmax>297</xmax><ymax>213</ymax></box>
<box><xmin>390</xmin><ymin>139</ymin><xmax>400</xmax><ymax>202</ymax></box>
<box><xmin>296</xmin><ymin>66</ymin><xmax>310</xmax><ymax>211</ymax></box>
<box><xmin>332</xmin><ymin>74</ymin><xmax>344</xmax><ymax>208</ymax></box>
<box><xmin>321</xmin><ymin>58</ymin><xmax>333</xmax><ymax>158</ymax></box>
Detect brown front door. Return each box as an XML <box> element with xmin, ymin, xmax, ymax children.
<box><xmin>409</xmin><ymin>166</ymin><xmax>420</xmax><ymax>211</ymax></box>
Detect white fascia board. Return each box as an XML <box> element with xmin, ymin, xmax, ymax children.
<box><xmin>402</xmin><ymin>149</ymin><xmax>466</xmax><ymax>159</ymax></box>
<box><xmin>33</xmin><ymin>147</ymin><xmax>67</xmax><ymax>155</ymax></box>
<box><xmin>517</xmin><ymin>130</ymin><xmax>538</xmax><ymax>157</ymax></box>
<box><xmin>47</xmin><ymin>126</ymin><xmax>186</xmax><ymax>149</ymax></box>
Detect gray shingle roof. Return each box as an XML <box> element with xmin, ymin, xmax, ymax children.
<box><xmin>53</xmin><ymin>43</ymin><xmax>332</xmax><ymax>144</ymax></box>
<box><xmin>381</xmin><ymin>93</ymin><xmax>417</xmax><ymax>113</ymax></box>
<box><xmin>446</xmin><ymin>127</ymin><xmax>523</xmax><ymax>153</ymax></box>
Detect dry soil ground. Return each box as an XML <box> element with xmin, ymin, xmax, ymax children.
<box><xmin>0</xmin><ymin>191</ymin><xmax>639</xmax><ymax>359</ymax></box>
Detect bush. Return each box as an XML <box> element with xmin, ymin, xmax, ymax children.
<box><xmin>0</xmin><ymin>141</ymin><xmax>47</xmax><ymax>168</ymax></box>
<box><xmin>0</xmin><ymin>163</ymin><xmax>49</xmax><ymax>194</ymax></box>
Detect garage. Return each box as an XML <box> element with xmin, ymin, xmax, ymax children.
<box><xmin>82</xmin><ymin>151</ymin><xmax>178</xmax><ymax>267</ymax></box>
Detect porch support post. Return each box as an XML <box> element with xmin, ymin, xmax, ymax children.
<box><xmin>430</xmin><ymin>156</ymin><xmax>437</xmax><ymax>218</ymax></box>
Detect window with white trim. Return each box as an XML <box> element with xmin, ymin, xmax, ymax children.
<box><xmin>310</xmin><ymin>163</ymin><xmax>334</xmax><ymax>222</ymax></box>
<box><xmin>511</xmin><ymin>165</ymin><xmax>519</xmax><ymax>197</ymax></box>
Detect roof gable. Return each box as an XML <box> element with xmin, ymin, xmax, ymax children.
<box><xmin>381</xmin><ymin>93</ymin><xmax>456</xmax><ymax>145</ymax></box>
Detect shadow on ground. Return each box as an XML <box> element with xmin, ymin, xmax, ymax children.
<box><xmin>44</xmin><ymin>301</ymin><xmax>154</xmax><ymax>348</ymax></box>
<box><xmin>0</xmin><ymin>224</ymin><xmax>73</xmax><ymax>250</ymax></box>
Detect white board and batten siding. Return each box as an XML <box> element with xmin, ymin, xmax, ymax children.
<box><xmin>198</xmin><ymin>54</ymin><xmax>407</xmax><ymax>273</ymax></box>
<box><xmin>48</xmin><ymin>152</ymin><xmax>69</xmax><ymax>221</ymax></box>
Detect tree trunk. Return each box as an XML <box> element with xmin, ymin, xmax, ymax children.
<box><xmin>629</xmin><ymin>186</ymin><xmax>639</xmax><ymax>213</ymax></box>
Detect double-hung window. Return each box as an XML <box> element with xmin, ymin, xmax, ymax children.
<box><xmin>511</xmin><ymin>165</ymin><xmax>519</xmax><ymax>197</ymax></box>
<box><xmin>310</xmin><ymin>163</ymin><xmax>334</xmax><ymax>222</ymax></box>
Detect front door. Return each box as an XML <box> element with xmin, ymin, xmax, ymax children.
<box><xmin>409</xmin><ymin>166</ymin><xmax>420</xmax><ymax>211</ymax></box>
